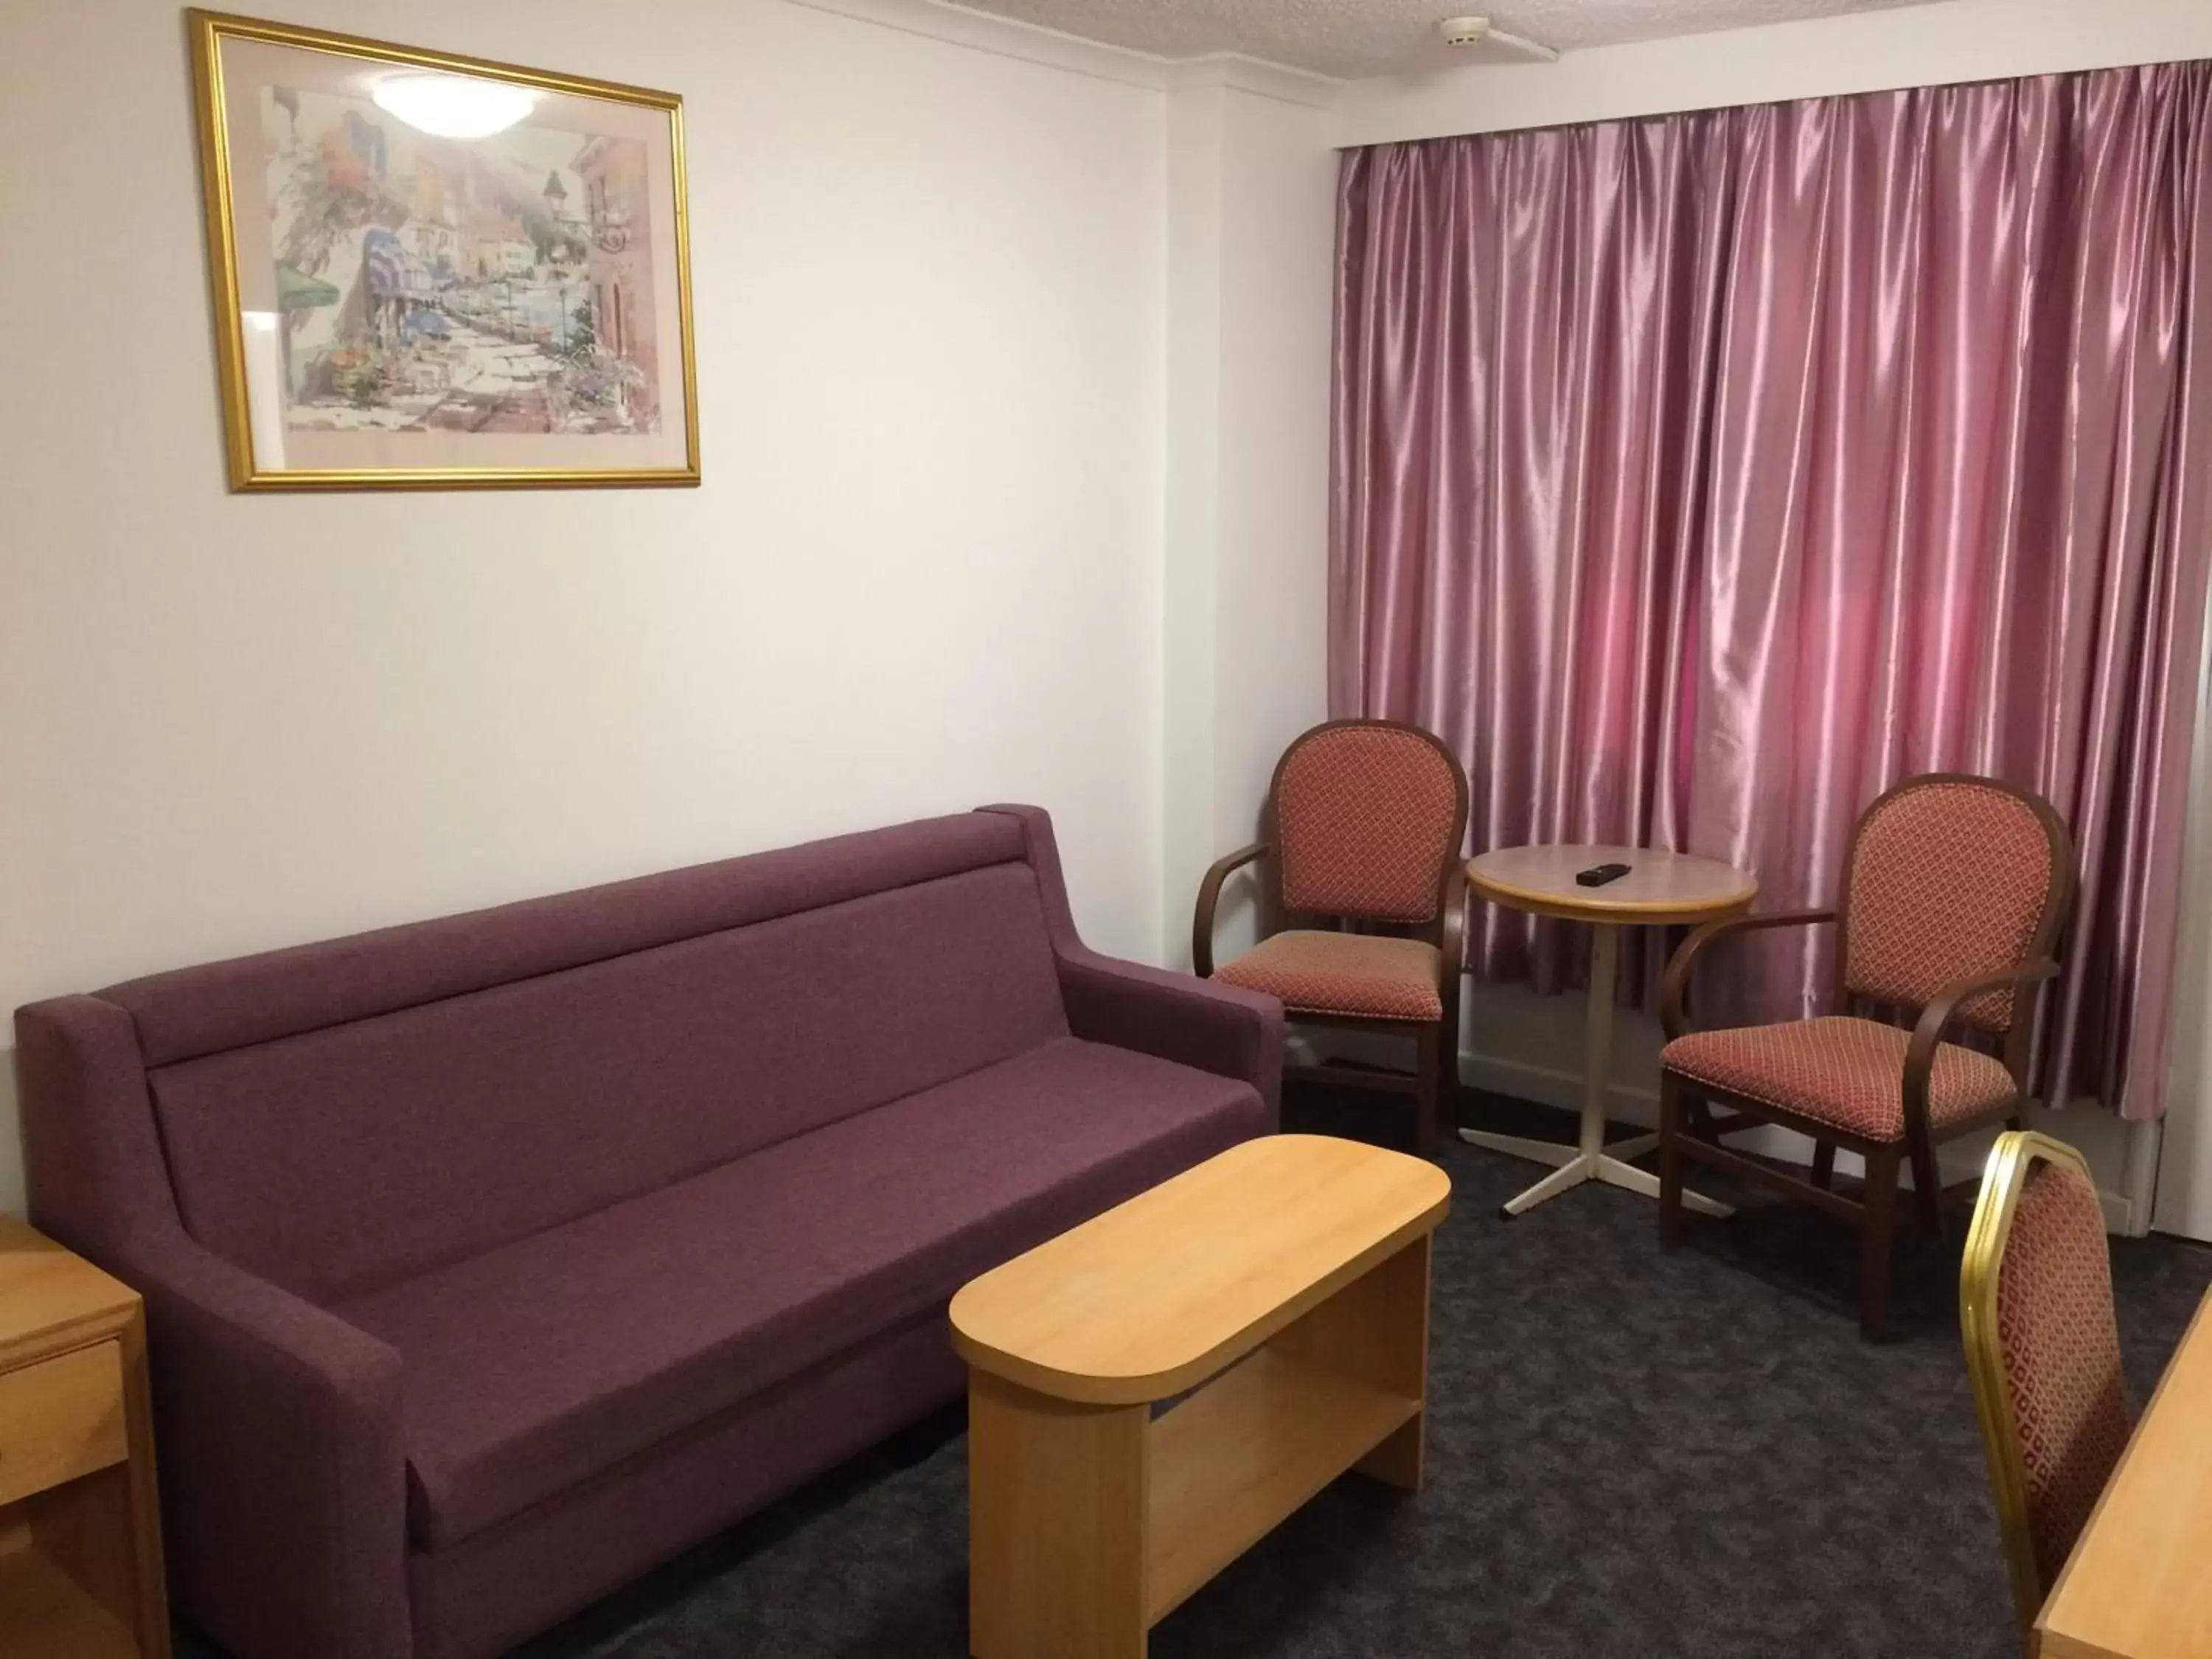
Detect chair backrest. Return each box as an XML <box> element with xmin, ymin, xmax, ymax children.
<box><xmin>1961</xmin><ymin>1131</ymin><xmax>2132</xmax><ymax>1638</ymax></box>
<box><xmin>1840</xmin><ymin>774</ymin><xmax>2073</xmax><ymax>1033</ymax></box>
<box><xmin>1270</xmin><ymin>720</ymin><xmax>1467</xmax><ymax>925</ymax></box>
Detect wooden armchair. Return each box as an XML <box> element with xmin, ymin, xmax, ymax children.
<box><xmin>1656</xmin><ymin>773</ymin><xmax>2076</xmax><ymax>1337</ymax></box>
<box><xmin>1193</xmin><ymin>719</ymin><xmax>1467</xmax><ymax>1157</ymax></box>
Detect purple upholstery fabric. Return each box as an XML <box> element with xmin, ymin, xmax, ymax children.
<box><xmin>142</xmin><ymin>1238</ymin><xmax>409</xmax><ymax>1659</ymax></box>
<box><xmin>982</xmin><ymin>804</ymin><xmax>1286</xmax><ymax>1118</ymax></box>
<box><xmin>407</xmin><ymin>1313</ymin><xmax>964</xmax><ymax>1659</ymax></box>
<box><xmin>149</xmin><ymin>863</ymin><xmax>1068</xmax><ymax>1302</ymax></box>
<box><xmin>13</xmin><ymin>806</ymin><xmax>1284</xmax><ymax>1659</ymax></box>
<box><xmin>102</xmin><ymin>812</ymin><xmax>1026</xmax><ymax>1066</ymax></box>
<box><xmin>341</xmin><ymin>1035</ymin><xmax>1262</xmax><ymax>1548</ymax></box>
<box><xmin>16</xmin><ymin>995</ymin><xmax>412</xmax><ymax>1659</ymax></box>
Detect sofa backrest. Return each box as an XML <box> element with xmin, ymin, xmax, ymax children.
<box><xmin>94</xmin><ymin>812</ymin><xmax>1069</xmax><ymax>1304</ymax></box>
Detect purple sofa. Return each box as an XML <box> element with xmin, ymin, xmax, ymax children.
<box><xmin>15</xmin><ymin>806</ymin><xmax>1281</xmax><ymax>1659</ymax></box>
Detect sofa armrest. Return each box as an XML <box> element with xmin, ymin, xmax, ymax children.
<box><xmin>139</xmin><ymin>1240</ymin><xmax>411</xmax><ymax>1659</ymax></box>
<box><xmin>17</xmin><ymin>993</ymin><xmax>411</xmax><ymax>1659</ymax></box>
<box><xmin>974</xmin><ymin>803</ymin><xmax>1287</xmax><ymax>1123</ymax></box>
<box><xmin>1057</xmin><ymin>947</ymin><xmax>1286</xmax><ymax>1124</ymax></box>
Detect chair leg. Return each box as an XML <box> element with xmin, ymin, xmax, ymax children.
<box><xmin>1859</xmin><ymin>1146</ymin><xmax>1901</xmax><ymax>1341</ymax></box>
<box><xmin>1412</xmin><ymin>1024</ymin><xmax>1440</xmax><ymax>1161</ymax></box>
<box><xmin>1439</xmin><ymin>984</ymin><xmax>1465</xmax><ymax>1139</ymax></box>
<box><xmin>1907</xmin><ymin>1131</ymin><xmax>1943</xmax><ymax>1238</ymax></box>
<box><xmin>1811</xmin><ymin>1142</ymin><xmax>1836</xmax><ymax>1191</ymax></box>
<box><xmin>1659</xmin><ymin>1073</ymin><xmax>1686</xmax><ymax>1251</ymax></box>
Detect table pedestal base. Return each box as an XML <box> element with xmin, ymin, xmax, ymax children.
<box><xmin>1454</xmin><ymin>926</ymin><xmax>1733</xmax><ymax>1220</ymax></box>
<box><xmin>1458</xmin><ymin>1130</ymin><xmax>1732</xmax><ymax>1219</ymax></box>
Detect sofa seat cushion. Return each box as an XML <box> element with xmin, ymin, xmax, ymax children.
<box><xmin>333</xmin><ymin>1037</ymin><xmax>1266</xmax><ymax>1549</ymax></box>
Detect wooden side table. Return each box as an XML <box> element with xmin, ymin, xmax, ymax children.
<box><xmin>1458</xmin><ymin>844</ymin><xmax>1756</xmax><ymax>1218</ymax></box>
<box><xmin>0</xmin><ymin>1215</ymin><xmax>169</xmax><ymax>1659</ymax></box>
<box><xmin>950</xmin><ymin>1135</ymin><xmax>1450</xmax><ymax>1659</ymax></box>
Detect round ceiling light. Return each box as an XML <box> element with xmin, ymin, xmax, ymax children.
<box><xmin>371</xmin><ymin>72</ymin><xmax>539</xmax><ymax>139</ymax></box>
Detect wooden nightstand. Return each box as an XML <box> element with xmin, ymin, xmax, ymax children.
<box><xmin>0</xmin><ymin>1215</ymin><xmax>169</xmax><ymax>1659</ymax></box>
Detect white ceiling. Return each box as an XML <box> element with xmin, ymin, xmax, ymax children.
<box><xmin>940</xmin><ymin>0</ymin><xmax>1944</xmax><ymax>80</ymax></box>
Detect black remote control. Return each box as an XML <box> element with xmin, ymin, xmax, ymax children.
<box><xmin>1576</xmin><ymin>862</ymin><xmax>1632</xmax><ymax>888</ymax></box>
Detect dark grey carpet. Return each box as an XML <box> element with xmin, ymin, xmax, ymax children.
<box><xmin>180</xmin><ymin>1085</ymin><xmax>2212</xmax><ymax>1659</ymax></box>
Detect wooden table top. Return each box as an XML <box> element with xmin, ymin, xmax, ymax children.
<box><xmin>2036</xmin><ymin>1287</ymin><xmax>2212</xmax><ymax>1659</ymax></box>
<box><xmin>0</xmin><ymin>1215</ymin><xmax>138</xmax><ymax>1371</ymax></box>
<box><xmin>949</xmin><ymin>1135</ymin><xmax>1450</xmax><ymax>1406</ymax></box>
<box><xmin>1467</xmin><ymin>844</ymin><xmax>1757</xmax><ymax>926</ymax></box>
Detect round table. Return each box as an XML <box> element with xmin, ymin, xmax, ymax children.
<box><xmin>1458</xmin><ymin>845</ymin><xmax>1756</xmax><ymax>1219</ymax></box>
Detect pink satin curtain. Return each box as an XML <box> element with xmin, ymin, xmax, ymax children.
<box><xmin>1330</xmin><ymin>63</ymin><xmax>2212</xmax><ymax>1120</ymax></box>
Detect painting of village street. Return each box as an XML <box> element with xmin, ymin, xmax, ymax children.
<box><xmin>261</xmin><ymin>88</ymin><xmax>661</xmax><ymax>436</ymax></box>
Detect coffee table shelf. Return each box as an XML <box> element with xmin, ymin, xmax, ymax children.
<box><xmin>1147</xmin><ymin>1349</ymin><xmax>1419</xmax><ymax>1622</ymax></box>
<box><xmin>953</xmin><ymin>1135</ymin><xmax>1449</xmax><ymax>1659</ymax></box>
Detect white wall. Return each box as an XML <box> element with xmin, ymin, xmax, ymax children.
<box><xmin>1337</xmin><ymin>0</ymin><xmax>2212</xmax><ymax>146</ymax></box>
<box><xmin>2154</xmin><ymin>610</ymin><xmax>2212</xmax><ymax>1238</ymax></box>
<box><xmin>1162</xmin><ymin>74</ymin><xmax>1338</xmax><ymax>965</ymax></box>
<box><xmin>0</xmin><ymin>0</ymin><xmax>1169</xmax><ymax>1215</ymax></box>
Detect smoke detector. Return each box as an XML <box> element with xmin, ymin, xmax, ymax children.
<box><xmin>1436</xmin><ymin>15</ymin><xmax>1561</xmax><ymax>60</ymax></box>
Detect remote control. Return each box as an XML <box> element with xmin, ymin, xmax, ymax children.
<box><xmin>1576</xmin><ymin>862</ymin><xmax>1632</xmax><ymax>888</ymax></box>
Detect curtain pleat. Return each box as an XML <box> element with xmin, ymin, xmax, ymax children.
<box><xmin>1329</xmin><ymin>64</ymin><xmax>2212</xmax><ymax>1120</ymax></box>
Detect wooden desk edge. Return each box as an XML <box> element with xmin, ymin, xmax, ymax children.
<box><xmin>0</xmin><ymin>1302</ymin><xmax>144</xmax><ymax>1377</ymax></box>
<box><xmin>951</xmin><ymin>1192</ymin><xmax>1451</xmax><ymax>1406</ymax></box>
<box><xmin>0</xmin><ymin>1219</ymin><xmax>144</xmax><ymax>1374</ymax></box>
<box><xmin>2034</xmin><ymin>1287</ymin><xmax>2212</xmax><ymax>1658</ymax></box>
<box><xmin>0</xmin><ymin>1220</ymin><xmax>170</xmax><ymax>1659</ymax></box>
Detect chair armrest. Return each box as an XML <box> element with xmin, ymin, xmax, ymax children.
<box><xmin>1661</xmin><ymin>908</ymin><xmax>1837</xmax><ymax>1039</ymax></box>
<box><xmin>1192</xmin><ymin>841</ymin><xmax>1270</xmax><ymax>978</ymax></box>
<box><xmin>137</xmin><ymin>1239</ymin><xmax>410</xmax><ymax>1659</ymax></box>
<box><xmin>1057</xmin><ymin>947</ymin><xmax>1286</xmax><ymax>1124</ymax></box>
<box><xmin>1901</xmin><ymin>959</ymin><xmax>2059</xmax><ymax>1128</ymax></box>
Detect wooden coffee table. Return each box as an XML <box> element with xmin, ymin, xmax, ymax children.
<box><xmin>950</xmin><ymin>1134</ymin><xmax>1450</xmax><ymax>1659</ymax></box>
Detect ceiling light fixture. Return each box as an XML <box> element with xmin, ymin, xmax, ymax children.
<box><xmin>371</xmin><ymin>72</ymin><xmax>539</xmax><ymax>139</ymax></box>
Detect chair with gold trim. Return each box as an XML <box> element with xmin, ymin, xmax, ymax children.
<box><xmin>1658</xmin><ymin>773</ymin><xmax>2076</xmax><ymax>1338</ymax></box>
<box><xmin>1961</xmin><ymin>1130</ymin><xmax>2132</xmax><ymax>1649</ymax></box>
<box><xmin>1192</xmin><ymin>719</ymin><xmax>1467</xmax><ymax>1158</ymax></box>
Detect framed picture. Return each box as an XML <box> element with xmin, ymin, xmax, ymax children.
<box><xmin>189</xmin><ymin>10</ymin><xmax>699</xmax><ymax>490</ymax></box>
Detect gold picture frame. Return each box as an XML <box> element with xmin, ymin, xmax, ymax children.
<box><xmin>189</xmin><ymin>10</ymin><xmax>700</xmax><ymax>490</ymax></box>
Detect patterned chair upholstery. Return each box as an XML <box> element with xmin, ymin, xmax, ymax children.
<box><xmin>1214</xmin><ymin>933</ymin><xmax>1444</xmax><ymax>1022</ymax></box>
<box><xmin>1658</xmin><ymin>774</ymin><xmax>2075</xmax><ymax>1338</ymax></box>
<box><xmin>1271</xmin><ymin>725</ymin><xmax>1464</xmax><ymax>922</ymax></box>
<box><xmin>1663</xmin><ymin>1018</ymin><xmax>2019</xmax><ymax>1140</ymax></box>
<box><xmin>1194</xmin><ymin>720</ymin><xmax>1468</xmax><ymax>1155</ymax></box>
<box><xmin>1961</xmin><ymin>1132</ymin><xmax>2132</xmax><ymax>1642</ymax></box>
<box><xmin>1842</xmin><ymin>778</ymin><xmax>2058</xmax><ymax>1030</ymax></box>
